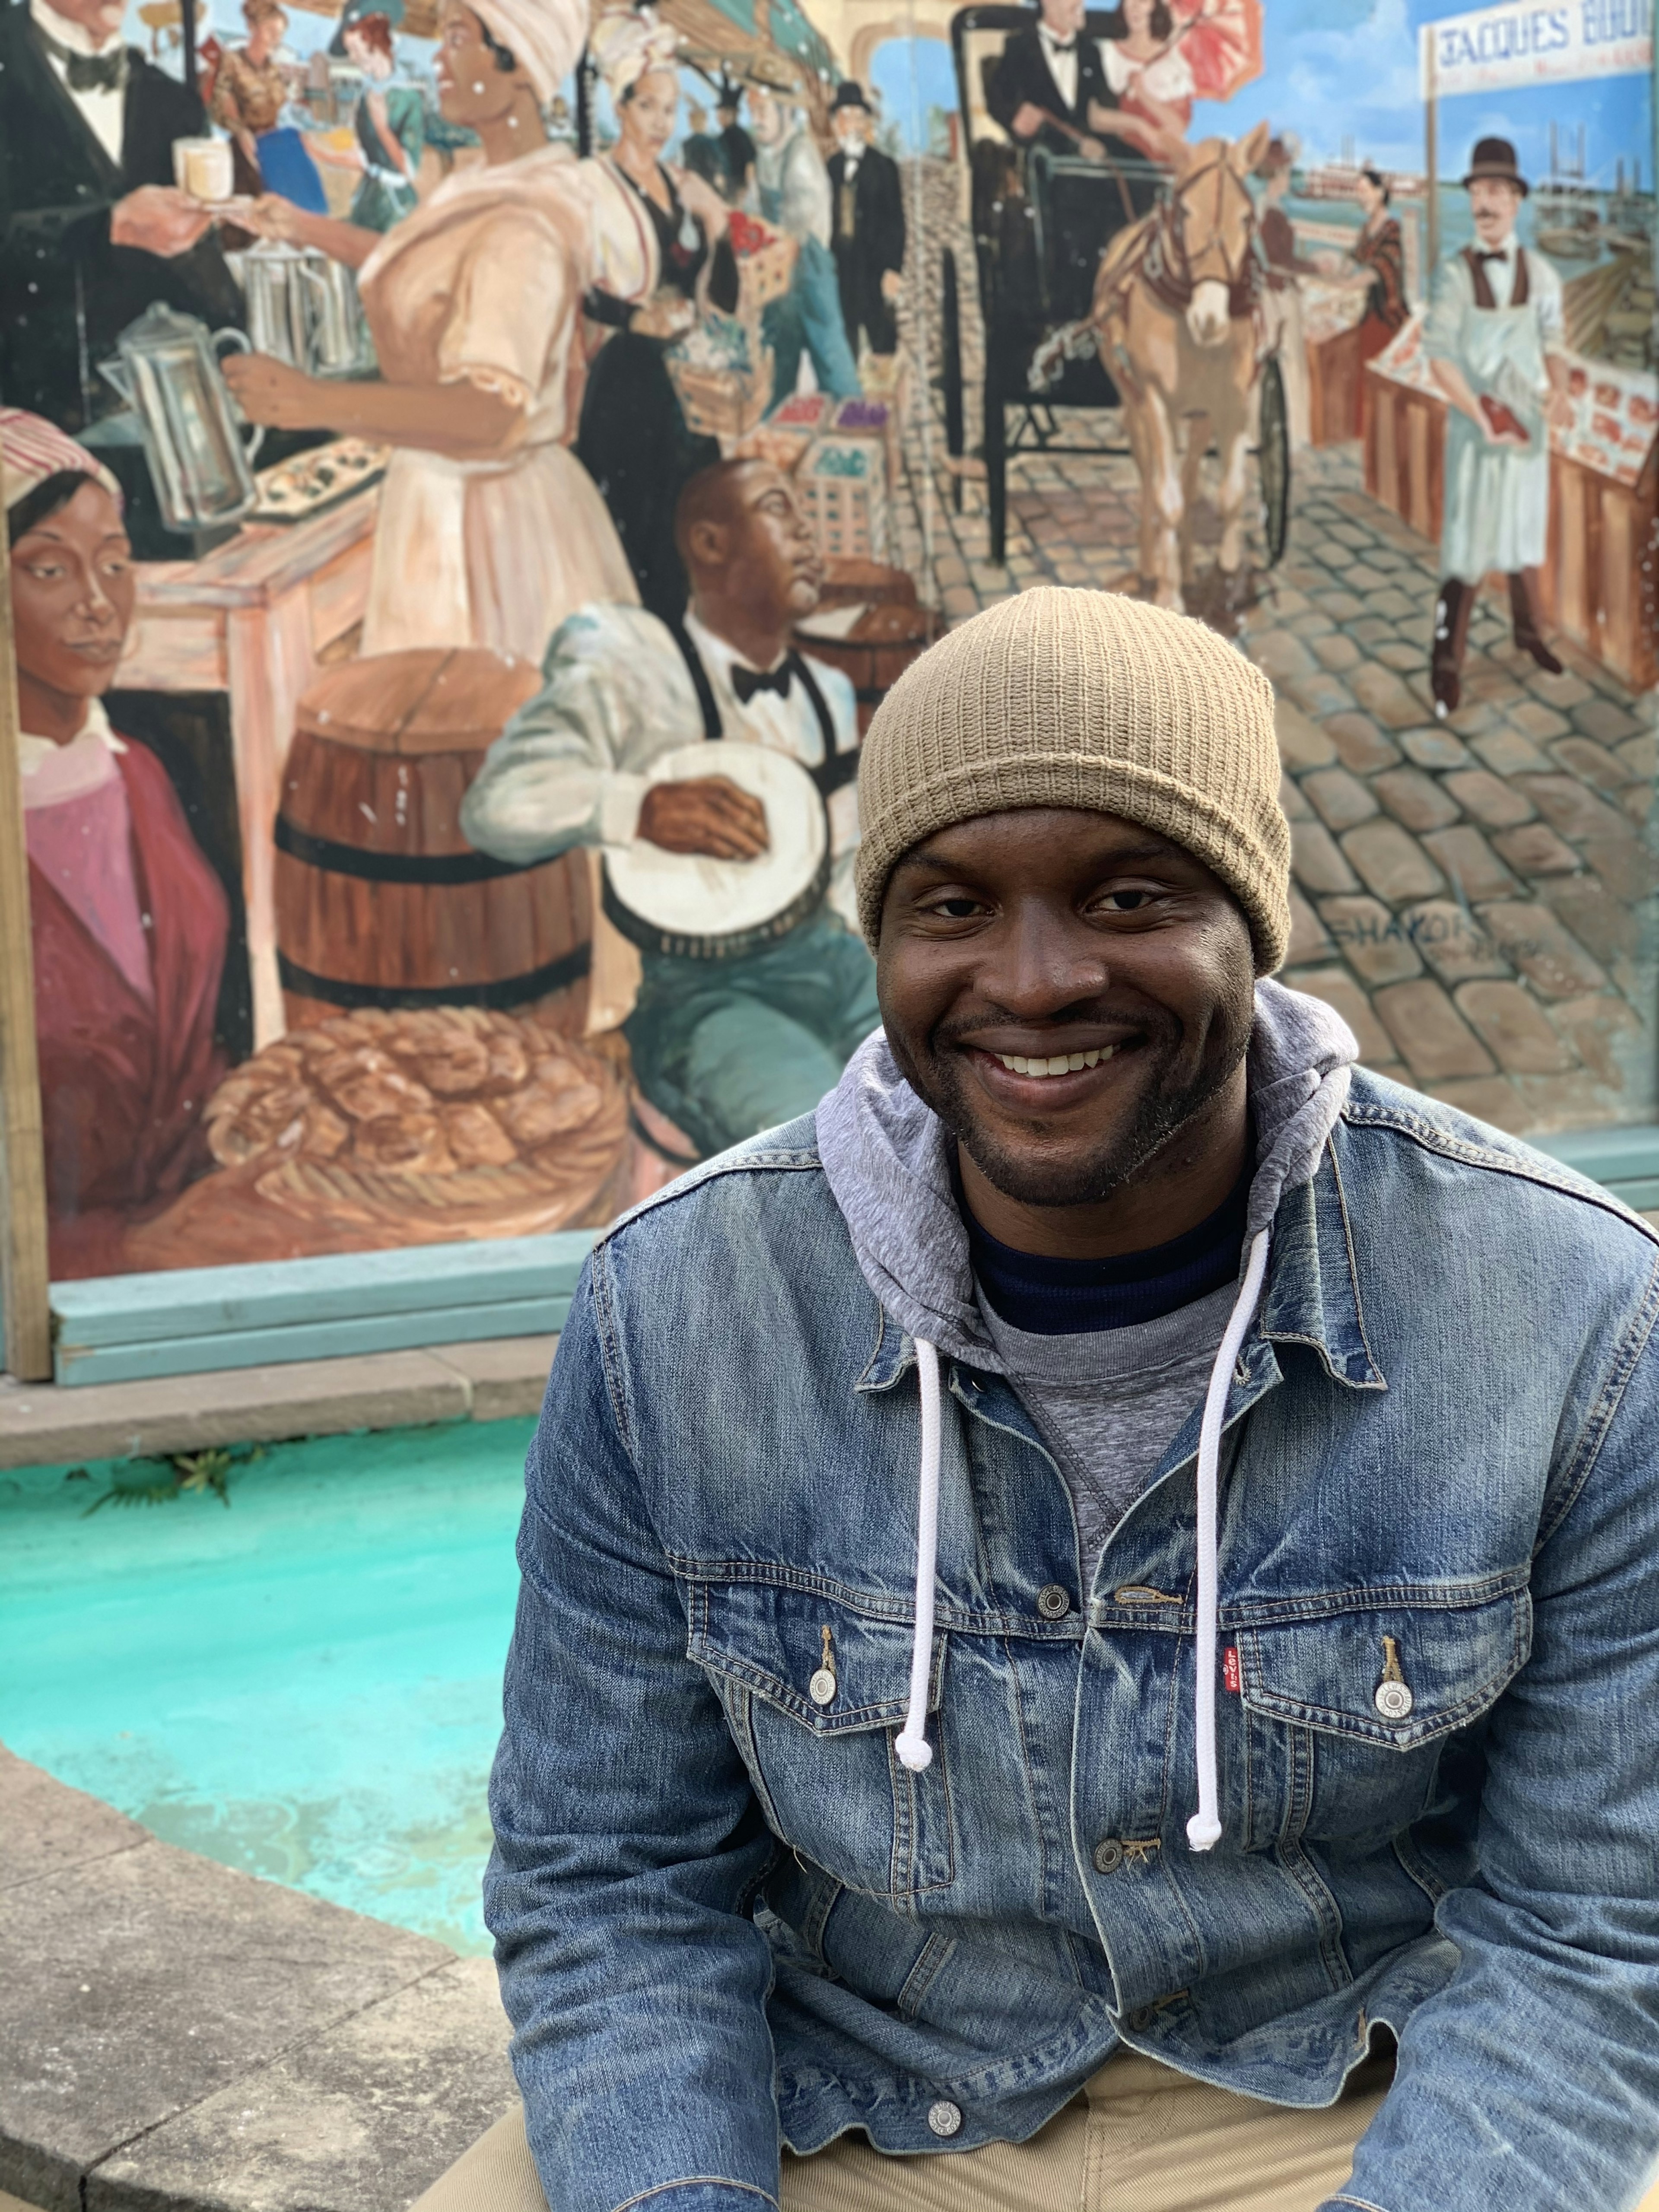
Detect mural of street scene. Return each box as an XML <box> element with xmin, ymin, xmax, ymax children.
<box><xmin>1</xmin><ymin>0</ymin><xmax>1653</xmax><ymax>1279</ymax></box>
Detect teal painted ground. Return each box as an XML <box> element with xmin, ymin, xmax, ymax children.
<box><xmin>0</xmin><ymin>1419</ymin><xmax>534</xmax><ymax>1955</ymax></box>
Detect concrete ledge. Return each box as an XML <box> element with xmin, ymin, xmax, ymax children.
<box><xmin>0</xmin><ymin>1338</ymin><xmax>557</xmax><ymax>1470</ymax></box>
<box><xmin>0</xmin><ymin>1748</ymin><xmax>514</xmax><ymax>2212</ymax></box>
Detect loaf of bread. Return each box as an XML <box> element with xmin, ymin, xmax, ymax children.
<box><xmin>200</xmin><ymin>1004</ymin><xmax>629</xmax><ymax>1233</ymax></box>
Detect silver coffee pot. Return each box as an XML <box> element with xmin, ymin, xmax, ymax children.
<box><xmin>303</xmin><ymin>254</ymin><xmax>372</xmax><ymax>377</ymax></box>
<box><xmin>239</xmin><ymin>240</ymin><xmax>372</xmax><ymax>378</ymax></box>
<box><xmin>99</xmin><ymin>303</ymin><xmax>263</xmax><ymax>533</ymax></box>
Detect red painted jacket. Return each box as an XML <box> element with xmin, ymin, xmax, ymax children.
<box><xmin>30</xmin><ymin>737</ymin><xmax>230</xmax><ymax>1279</ymax></box>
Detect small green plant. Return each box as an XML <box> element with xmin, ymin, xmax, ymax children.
<box><xmin>82</xmin><ymin>1445</ymin><xmax>262</xmax><ymax>1516</ymax></box>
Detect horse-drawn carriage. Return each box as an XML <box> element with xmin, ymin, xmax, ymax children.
<box><xmin>939</xmin><ymin>3</ymin><xmax>1290</xmax><ymax>606</ymax></box>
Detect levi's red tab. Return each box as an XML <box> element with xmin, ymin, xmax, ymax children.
<box><xmin>1222</xmin><ymin>1646</ymin><xmax>1242</xmax><ymax>1695</ymax></box>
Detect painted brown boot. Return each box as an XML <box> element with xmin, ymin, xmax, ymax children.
<box><xmin>1431</xmin><ymin>576</ymin><xmax>1474</xmax><ymax>718</ymax></box>
<box><xmin>1509</xmin><ymin>569</ymin><xmax>1564</xmax><ymax>675</ymax></box>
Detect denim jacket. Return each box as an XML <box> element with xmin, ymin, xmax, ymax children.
<box><xmin>486</xmin><ymin>1069</ymin><xmax>1659</xmax><ymax>2212</ymax></box>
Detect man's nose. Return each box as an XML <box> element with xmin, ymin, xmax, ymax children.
<box><xmin>982</xmin><ymin>904</ymin><xmax>1108</xmax><ymax>1013</ymax></box>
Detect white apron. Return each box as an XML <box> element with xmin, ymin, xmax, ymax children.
<box><xmin>1440</xmin><ymin>261</ymin><xmax>1551</xmax><ymax>582</ymax></box>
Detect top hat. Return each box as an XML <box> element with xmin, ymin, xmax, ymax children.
<box><xmin>830</xmin><ymin>78</ymin><xmax>872</xmax><ymax>112</ymax></box>
<box><xmin>715</xmin><ymin>71</ymin><xmax>741</xmax><ymax>107</ymax></box>
<box><xmin>1461</xmin><ymin>136</ymin><xmax>1529</xmax><ymax>194</ymax></box>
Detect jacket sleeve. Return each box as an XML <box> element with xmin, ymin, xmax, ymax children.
<box><xmin>1332</xmin><ymin>1253</ymin><xmax>1659</xmax><ymax>2212</ymax></box>
<box><xmin>458</xmin><ymin>608</ymin><xmax>693</xmax><ymax>864</ymax></box>
<box><xmin>485</xmin><ymin>1255</ymin><xmax>784</xmax><ymax>2212</ymax></box>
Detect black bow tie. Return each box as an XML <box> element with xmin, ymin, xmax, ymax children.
<box><xmin>1475</xmin><ymin>249</ymin><xmax>1510</xmax><ymax>264</ymax></box>
<box><xmin>732</xmin><ymin>656</ymin><xmax>795</xmax><ymax>705</ymax></box>
<box><xmin>1043</xmin><ymin>34</ymin><xmax>1077</xmax><ymax>51</ymax></box>
<box><xmin>37</xmin><ymin>24</ymin><xmax>127</xmax><ymax>90</ymax></box>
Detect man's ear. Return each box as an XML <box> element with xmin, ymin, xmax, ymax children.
<box><xmin>687</xmin><ymin>518</ymin><xmax>730</xmax><ymax>571</ymax></box>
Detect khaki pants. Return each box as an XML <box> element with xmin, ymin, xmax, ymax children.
<box><xmin>411</xmin><ymin>2049</ymin><xmax>1402</xmax><ymax>2212</ymax></box>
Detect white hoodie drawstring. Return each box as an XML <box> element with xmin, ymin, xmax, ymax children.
<box><xmin>1186</xmin><ymin>1226</ymin><xmax>1271</xmax><ymax>1853</ymax></box>
<box><xmin>897</xmin><ymin>1233</ymin><xmax>1270</xmax><ymax>1839</ymax></box>
<box><xmin>895</xmin><ymin>1339</ymin><xmax>942</xmax><ymax>1773</ymax></box>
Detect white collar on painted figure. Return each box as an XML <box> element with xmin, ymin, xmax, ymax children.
<box><xmin>19</xmin><ymin>698</ymin><xmax>127</xmax><ymax>808</ymax></box>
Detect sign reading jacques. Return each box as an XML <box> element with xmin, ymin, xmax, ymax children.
<box><xmin>1421</xmin><ymin>0</ymin><xmax>1651</xmax><ymax>92</ymax></box>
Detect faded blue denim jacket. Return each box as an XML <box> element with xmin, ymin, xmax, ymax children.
<box><xmin>486</xmin><ymin>1068</ymin><xmax>1659</xmax><ymax>2212</ymax></box>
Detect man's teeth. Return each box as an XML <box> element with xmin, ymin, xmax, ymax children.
<box><xmin>996</xmin><ymin>1047</ymin><xmax>1114</xmax><ymax>1077</ymax></box>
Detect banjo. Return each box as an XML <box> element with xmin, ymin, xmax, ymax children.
<box><xmin>600</xmin><ymin>623</ymin><xmax>860</xmax><ymax>961</ymax></box>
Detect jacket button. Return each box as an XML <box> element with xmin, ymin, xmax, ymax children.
<box><xmin>1092</xmin><ymin>1837</ymin><xmax>1125</xmax><ymax>1874</ymax></box>
<box><xmin>926</xmin><ymin>2099</ymin><xmax>963</xmax><ymax>2138</ymax></box>
<box><xmin>1127</xmin><ymin>2006</ymin><xmax>1156</xmax><ymax>2032</ymax></box>
<box><xmin>1036</xmin><ymin>1584</ymin><xmax>1071</xmax><ymax>1620</ymax></box>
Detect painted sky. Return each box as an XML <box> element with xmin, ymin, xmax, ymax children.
<box><xmin>1188</xmin><ymin>0</ymin><xmax>1651</xmax><ymax>180</ymax></box>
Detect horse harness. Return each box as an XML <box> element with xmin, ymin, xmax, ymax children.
<box><xmin>1135</xmin><ymin>153</ymin><xmax>1262</xmax><ymax>321</ymax></box>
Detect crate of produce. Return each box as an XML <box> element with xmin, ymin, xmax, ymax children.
<box><xmin>728</xmin><ymin>211</ymin><xmax>798</xmax><ymax>315</ymax></box>
<box><xmin>666</xmin><ymin>313</ymin><xmax>773</xmax><ymax>447</ymax></box>
<box><xmin>797</xmin><ymin>433</ymin><xmax>891</xmax><ymax>563</ymax></box>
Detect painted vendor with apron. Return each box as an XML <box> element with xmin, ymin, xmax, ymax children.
<box><xmin>459</xmin><ymin>457</ymin><xmax>878</xmax><ymax>1162</ymax></box>
<box><xmin>1425</xmin><ymin>136</ymin><xmax>1573</xmax><ymax>718</ymax></box>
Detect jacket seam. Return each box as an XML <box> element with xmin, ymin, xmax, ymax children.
<box><xmin>1323</xmin><ymin>1131</ymin><xmax>1386</xmax><ymax>1385</ymax></box>
<box><xmin>1338</xmin><ymin>1099</ymin><xmax>1659</xmax><ymax>1245</ymax></box>
<box><xmin>586</xmin><ymin>1242</ymin><xmax>643</xmax><ymax>1470</ymax></box>
<box><xmin>1327</xmin><ymin>2198</ymin><xmax>1392</xmax><ymax>2212</ymax></box>
<box><xmin>1535</xmin><ymin>1251</ymin><xmax>1659</xmax><ymax>1553</ymax></box>
<box><xmin>592</xmin><ymin>1145</ymin><xmax>823</xmax><ymax>1255</ymax></box>
<box><xmin>611</xmin><ymin>2185</ymin><xmax>781</xmax><ymax>2212</ymax></box>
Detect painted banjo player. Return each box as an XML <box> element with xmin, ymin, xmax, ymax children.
<box><xmin>460</xmin><ymin>457</ymin><xmax>879</xmax><ymax>1160</ymax></box>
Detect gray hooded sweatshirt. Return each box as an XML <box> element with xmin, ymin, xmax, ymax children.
<box><xmin>817</xmin><ymin>979</ymin><xmax>1360</xmax><ymax>1568</ymax></box>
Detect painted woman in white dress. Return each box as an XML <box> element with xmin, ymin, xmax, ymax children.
<box><xmin>223</xmin><ymin>0</ymin><xmax>638</xmax><ymax>664</ymax></box>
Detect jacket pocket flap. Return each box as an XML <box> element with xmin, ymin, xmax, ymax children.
<box><xmin>1235</xmin><ymin>1585</ymin><xmax>1531</xmax><ymax>1748</ymax></box>
<box><xmin>690</xmin><ymin>1580</ymin><xmax>945</xmax><ymax>1735</ymax></box>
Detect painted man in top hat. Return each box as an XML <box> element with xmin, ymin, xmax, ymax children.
<box><xmin>826</xmin><ymin>81</ymin><xmax>906</xmax><ymax>365</ymax></box>
<box><xmin>0</xmin><ymin>0</ymin><xmax>244</xmax><ymax>437</ymax></box>
<box><xmin>987</xmin><ymin>0</ymin><xmax>1115</xmax><ymax>160</ymax></box>
<box><xmin>1424</xmin><ymin>136</ymin><xmax>1573</xmax><ymax>716</ymax></box>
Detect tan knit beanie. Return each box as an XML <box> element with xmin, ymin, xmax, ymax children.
<box><xmin>854</xmin><ymin>588</ymin><xmax>1290</xmax><ymax>973</ymax></box>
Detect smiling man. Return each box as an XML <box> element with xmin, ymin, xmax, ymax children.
<box><xmin>428</xmin><ymin>588</ymin><xmax>1659</xmax><ymax>2212</ymax></box>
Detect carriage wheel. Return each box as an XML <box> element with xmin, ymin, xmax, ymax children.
<box><xmin>983</xmin><ymin>328</ymin><xmax>1007</xmax><ymax>565</ymax></box>
<box><xmin>1257</xmin><ymin>353</ymin><xmax>1291</xmax><ymax>569</ymax></box>
<box><xmin>941</xmin><ymin>249</ymin><xmax>965</xmax><ymax>516</ymax></box>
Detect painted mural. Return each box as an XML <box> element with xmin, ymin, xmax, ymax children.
<box><xmin>0</xmin><ymin>0</ymin><xmax>1653</xmax><ymax>1279</ymax></box>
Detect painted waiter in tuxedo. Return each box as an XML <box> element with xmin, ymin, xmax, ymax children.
<box><xmin>826</xmin><ymin>82</ymin><xmax>906</xmax><ymax>365</ymax></box>
<box><xmin>1425</xmin><ymin>137</ymin><xmax>1572</xmax><ymax>717</ymax></box>
<box><xmin>986</xmin><ymin>0</ymin><xmax>1115</xmax><ymax>160</ymax></box>
<box><xmin>0</xmin><ymin>0</ymin><xmax>243</xmax><ymax>438</ymax></box>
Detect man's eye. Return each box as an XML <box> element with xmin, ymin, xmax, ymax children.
<box><xmin>1097</xmin><ymin>888</ymin><xmax>1156</xmax><ymax>912</ymax></box>
<box><xmin>925</xmin><ymin>896</ymin><xmax>985</xmax><ymax>920</ymax></box>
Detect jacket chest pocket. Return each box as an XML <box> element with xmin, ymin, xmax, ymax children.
<box><xmin>1233</xmin><ymin>1580</ymin><xmax>1531</xmax><ymax>1844</ymax></box>
<box><xmin>688</xmin><ymin>1580</ymin><xmax>956</xmax><ymax>1903</ymax></box>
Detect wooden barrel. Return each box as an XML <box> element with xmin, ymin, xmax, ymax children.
<box><xmin>796</xmin><ymin>563</ymin><xmax>942</xmax><ymax>736</ymax></box>
<box><xmin>275</xmin><ymin>648</ymin><xmax>591</xmax><ymax>1035</ymax></box>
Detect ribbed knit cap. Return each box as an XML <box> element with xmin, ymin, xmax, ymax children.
<box><xmin>855</xmin><ymin>588</ymin><xmax>1290</xmax><ymax>973</ymax></box>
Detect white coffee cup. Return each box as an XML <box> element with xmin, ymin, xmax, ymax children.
<box><xmin>172</xmin><ymin>135</ymin><xmax>235</xmax><ymax>202</ymax></box>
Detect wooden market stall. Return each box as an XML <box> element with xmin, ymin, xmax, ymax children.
<box><xmin>116</xmin><ymin>477</ymin><xmax>381</xmax><ymax>1050</ymax></box>
<box><xmin>1364</xmin><ymin>313</ymin><xmax>1658</xmax><ymax>693</ymax></box>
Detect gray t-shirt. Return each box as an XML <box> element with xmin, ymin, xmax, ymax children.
<box><xmin>978</xmin><ymin>1281</ymin><xmax>1235</xmax><ymax>1571</ymax></box>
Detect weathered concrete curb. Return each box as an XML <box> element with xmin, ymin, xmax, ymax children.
<box><xmin>0</xmin><ymin>1337</ymin><xmax>557</xmax><ymax>1471</ymax></box>
<box><xmin>0</xmin><ymin>1748</ymin><xmax>515</xmax><ymax>2212</ymax></box>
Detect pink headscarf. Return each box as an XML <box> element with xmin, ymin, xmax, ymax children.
<box><xmin>0</xmin><ymin>408</ymin><xmax>123</xmax><ymax>515</ymax></box>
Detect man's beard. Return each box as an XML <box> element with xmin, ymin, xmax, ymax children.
<box><xmin>897</xmin><ymin>1004</ymin><xmax>1251</xmax><ymax>1210</ymax></box>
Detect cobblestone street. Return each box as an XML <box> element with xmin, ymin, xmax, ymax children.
<box><xmin>885</xmin><ymin>162</ymin><xmax>1656</xmax><ymax>1137</ymax></box>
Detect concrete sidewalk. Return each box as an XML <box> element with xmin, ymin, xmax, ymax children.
<box><xmin>0</xmin><ymin>1335</ymin><xmax>556</xmax><ymax>1471</ymax></box>
<box><xmin>0</xmin><ymin>1748</ymin><xmax>515</xmax><ymax>2212</ymax></box>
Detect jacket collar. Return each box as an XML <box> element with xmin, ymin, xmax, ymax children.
<box><xmin>857</xmin><ymin>1121</ymin><xmax>1386</xmax><ymax>1397</ymax></box>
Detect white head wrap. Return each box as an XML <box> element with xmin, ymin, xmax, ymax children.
<box><xmin>468</xmin><ymin>0</ymin><xmax>586</xmax><ymax>105</ymax></box>
<box><xmin>589</xmin><ymin>5</ymin><xmax>678</xmax><ymax>100</ymax></box>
